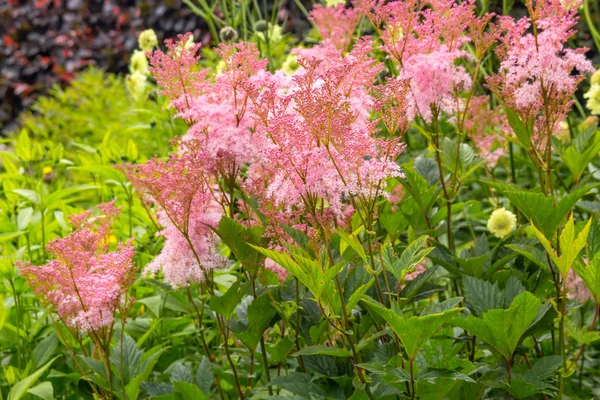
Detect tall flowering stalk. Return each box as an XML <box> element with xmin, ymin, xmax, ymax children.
<box><xmin>488</xmin><ymin>0</ymin><xmax>594</xmax><ymax>193</ymax></box>
<box><xmin>19</xmin><ymin>202</ymin><xmax>136</xmax><ymax>398</ymax></box>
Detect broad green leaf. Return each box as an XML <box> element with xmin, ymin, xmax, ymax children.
<box><xmin>13</xmin><ymin>189</ymin><xmax>41</xmax><ymax>206</ymax></box>
<box><xmin>195</xmin><ymin>357</ymin><xmax>213</xmax><ymax>395</ymax></box>
<box><xmin>558</xmin><ymin>129</ymin><xmax>600</xmax><ymax>181</ymax></box>
<box><xmin>462</xmin><ymin>276</ymin><xmax>504</xmax><ymax>317</ymax></box>
<box><xmin>27</xmin><ymin>382</ymin><xmax>53</xmax><ymax>400</ymax></box>
<box><xmin>531</xmin><ymin>215</ymin><xmax>592</xmax><ymax>277</ymax></box>
<box><xmin>33</xmin><ymin>334</ymin><xmax>58</xmax><ymax>369</ymax></box>
<box><xmin>209</xmin><ymin>279</ymin><xmax>243</xmax><ymax>319</ymax></box>
<box><xmin>399</xmin><ymin>236</ymin><xmax>434</xmax><ymax>278</ymax></box>
<box><xmin>566</xmin><ymin>318</ymin><xmax>600</xmax><ymax>345</ymax></box>
<box><xmin>505</xmin><ymin>244</ymin><xmax>549</xmax><ymax>270</ymax></box>
<box><xmin>454</xmin><ymin>292</ymin><xmax>546</xmax><ymax>361</ymax></box>
<box><xmin>573</xmin><ymin>253</ymin><xmax>600</xmax><ymax>302</ymax></box>
<box><xmin>250</xmin><ymin>245</ymin><xmax>335</xmax><ymax>304</ymax></box>
<box><xmin>485</xmin><ymin>181</ymin><xmax>597</xmax><ymax>239</ymax></box>
<box><xmin>347</xmin><ymin>278</ymin><xmax>375</xmax><ymax>313</ymax></box>
<box><xmin>294</xmin><ymin>345</ymin><xmax>351</xmax><ymax>357</ymax></box>
<box><xmin>210</xmin><ymin>217</ymin><xmax>263</xmax><ymax>269</ymax></box>
<box><xmin>233</xmin><ymin>294</ymin><xmax>276</xmax><ymax>350</ymax></box>
<box><xmin>110</xmin><ymin>334</ymin><xmax>142</xmax><ymax>384</ymax></box>
<box><xmin>380</xmin><ymin>237</ymin><xmax>433</xmax><ymax>282</ymax></box>
<box><xmin>362</xmin><ymin>297</ymin><xmax>461</xmax><ymax>360</ymax></box>
<box><xmin>358</xmin><ymin>362</ymin><xmax>411</xmax><ymax>390</ymax></box>
<box><xmin>125</xmin><ymin>346</ymin><xmax>169</xmax><ymax>400</ymax></box>
<box><xmin>0</xmin><ymin>232</ymin><xmax>25</xmax><ymax>243</ymax></box>
<box><xmin>269</xmin><ymin>373</ymin><xmax>327</xmax><ymax>398</ymax></box>
<box><xmin>173</xmin><ymin>381</ymin><xmax>207</xmax><ymax>400</ymax></box>
<box><xmin>421</xmin><ymin>297</ymin><xmax>463</xmax><ymax>316</ymax></box>
<box><xmin>266</xmin><ymin>337</ymin><xmax>296</xmax><ymax>363</ymax></box>
<box><xmin>44</xmin><ymin>185</ymin><xmax>97</xmax><ymax>208</ymax></box>
<box><xmin>8</xmin><ymin>356</ymin><xmax>60</xmax><ymax>400</ymax></box>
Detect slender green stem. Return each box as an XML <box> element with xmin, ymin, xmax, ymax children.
<box><xmin>294</xmin><ymin>278</ymin><xmax>306</xmax><ymax>372</ymax></box>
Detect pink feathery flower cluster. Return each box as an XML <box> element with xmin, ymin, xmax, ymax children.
<box><xmin>148</xmin><ymin>33</ymin><xmax>206</xmax><ymax>121</ymax></box>
<box><xmin>122</xmin><ymin>140</ymin><xmax>227</xmax><ymax>288</ymax></box>
<box><xmin>251</xmin><ymin>39</ymin><xmax>405</xmax><ymax>220</ymax></box>
<box><xmin>488</xmin><ymin>1</ymin><xmax>593</xmax><ymax>150</ymax></box>
<box><xmin>358</xmin><ymin>0</ymin><xmax>480</xmax><ymax>122</ymax></box>
<box><xmin>309</xmin><ymin>3</ymin><xmax>361</xmax><ymax>52</ymax></box>
<box><xmin>20</xmin><ymin>202</ymin><xmax>136</xmax><ymax>333</ymax></box>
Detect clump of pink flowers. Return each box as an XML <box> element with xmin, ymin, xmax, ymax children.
<box><xmin>20</xmin><ymin>202</ymin><xmax>136</xmax><ymax>333</ymax></box>
<box><xmin>488</xmin><ymin>0</ymin><xmax>594</xmax><ymax>155</ymax></box>
<box><xmin>121</xmin><ymin>140</ymin><xmax>228</xmax><ymax>288</ymax></box>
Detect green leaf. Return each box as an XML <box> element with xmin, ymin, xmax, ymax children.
<box><xmin>558</xmin><ymin>129</ymin><xmax>600</xmax><ymax>181</ymax></box>
<box><xmin>269</xmin><ymin>373</ymin><xmax>327</xmax><ymax>398</ymax></box>
<box><xmin>358</xmin><ymin>362</ymin><xmax>411</xmax><ymax>390</ymax></box>
<box><xmin>27</xmin><ymin>382</ymin><xmax>53</xmax><ymax>400</ymax></box>
<box><xmin>211</xmin><ymin>217</ymin><xmax>263</xmax><ymax>269</ymax></box>
<box><xmin>573</xmin><ymin>253</ymin><xmax>600</xmax><ymax>303</ymax></box>
<box><xmin>294</xmin><ymin>345</ymin><xmax>351</xmax><ymax>357</ymax></box>
<box><xmin>361</xmin><ymin>297</ymin><xmax>461</xmax><ymax>360</ymax></box>
<box><xmin>566</xmin><ymin>319</ymin><xmax>600</xmax><ymax>345</ymax></box>
<box><xmin>337</xmin><ymin>228</ymin><xmax>369</xmax><ymax>267</ymax></box>
<box><xmin>44</xmin><ymin>185</ymin><xmax>97</xmax><ymax>208</ymax></box>
<box><xmin>13</xmin><ymin>189</ymin><xmax>41</xmax><ymax>206</ymax></box>
<box><xmin>504</xmin><ymin>106</ymin><xmax>533</xmax><ymax>149</ymax></box>
<box><xmin>8</xmin><ymin>356</ymin><xmax>60</xmax><ymax>400</ymax></box>
<box><xmin>505</xmin><ymin>243</ymin><xmax>549</xmax><ymax>270</ymax></box>
<box><xmin>173</xmin><ymin>381</ymin><xmax>207</xmax><ymax>400</ymax></box>
<box><xmin>266</xmin><ymin>337</ymin><xmax>296</xmax><ymax>363</ymax></box>
<box><xmin>454</xmin><ymin>292</ymin><xmax>546</xmax><ymax>361</ymax></box>
<box><xmin>195</xmin><ymin>357</ymin><xmax>213</xmax><ymax>395</ymax></box>
<box><xmin>33</xmin><ymin>334</ymin><xmax>58</xmax><ymax>369</ymax></box>
<box><xmin>125</xmin><ymin>346</ymin><xmax>169</xmax><ymax>400</ymax></box>
<box><xmin>462</xmin><ymin>276</ymin><xmax>504</xmax><ymax>317</ymax></box>
<box><xmin>209</xmin><ymin>279</ymin><xmax>243</xmax><ymax>319</ymax></box>
<box><xmin>531</xmin><ymin>214</ymin><xmax>592</xmax><ymax>277</ymax></box>
<box><xmin>233</xmin><ymin>294</ymin><xmax>276</xmax><ymax>350</ymax></box>
<box><xmin>110</xmin><ymin>334</ymin><xmax>143</xmax><ymax>384</ymax></box>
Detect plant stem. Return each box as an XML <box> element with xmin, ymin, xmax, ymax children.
<box><xmin>217</xmin><ymin>315</ymin><xmax>244</xmax><ymax>399</ymax></box>
<box><xmin>294</xmin><ymin>278</ymin><xmax>306</xmax><ymax>372</ymax></box>
<box><xmin>409</xmin><ymin>358</ymin><xmax>416</xmax><ymax>399</ymax></box>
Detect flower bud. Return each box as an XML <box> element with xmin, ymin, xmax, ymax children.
<box><xmin>254</xmin><ymin>19</ymin><xmax>268</xmax><ymax>33</ymax></box>
<box><xmin>138</xmin><ymin>29</ymin><xmax>158</xmax><ymax>52</ymax></box>
<box><xmin>129</xmin><ymin>50</ymin><xmax>149</xmax><ymax>75</ymax></box>
<box><xmin>487</xmin><ymin>208</ymin><xmax>517</xmax><ymax>239</ymax></box>
<box><xmin>219</xmin><ymin>26</ymin><xmax>239</xmax><ymax>43</ymax></box>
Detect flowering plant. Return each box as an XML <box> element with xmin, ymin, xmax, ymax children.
<box><xmin>4</xmin><ymin>0</ymin><xmax>600</xmax><ymax>399</ymax></box>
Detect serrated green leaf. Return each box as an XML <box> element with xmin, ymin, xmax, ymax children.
<box><xmin>454</xmin><ymin>292</ymin><xmax>547</xmax><ymax>361</ymax></box>
<box><xmin>362</xmin><ymin>297</ymin><xmax>461</xmax><ymax>359</ymax></box>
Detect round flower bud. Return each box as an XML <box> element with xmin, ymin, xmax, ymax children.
<box><xmin>126</xmin><ymin>71</ymin><xmax>148</xmax><ymax>101</ymax></box>
<box><xmin>129</xmin><ymin>50</ymin><xmax>149</xmax><ymax>75</ymax></box>
<box><xmin>487</xmin><ymin>208</ymin><xmax>517</xmax><ymax>239</ymax></box>
<box><xmin>138</xmin><ymin>29</ymin><xmax>158</xmax><ymax>52</ymax></box>
<box><xmin>219</xmin><ymin>26</ymin><xmax>239</xmax><ymax>43</ymax></box>
<box><xmin>254</xmin><ymin>20</ymin><xmax>268</xmax><ymax>33</ymax></box>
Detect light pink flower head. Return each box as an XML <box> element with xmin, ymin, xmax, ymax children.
<box><xmin>20</xmin><ymin>202</ymin><xmax>136</xmax><ymax>333</ymax></box>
